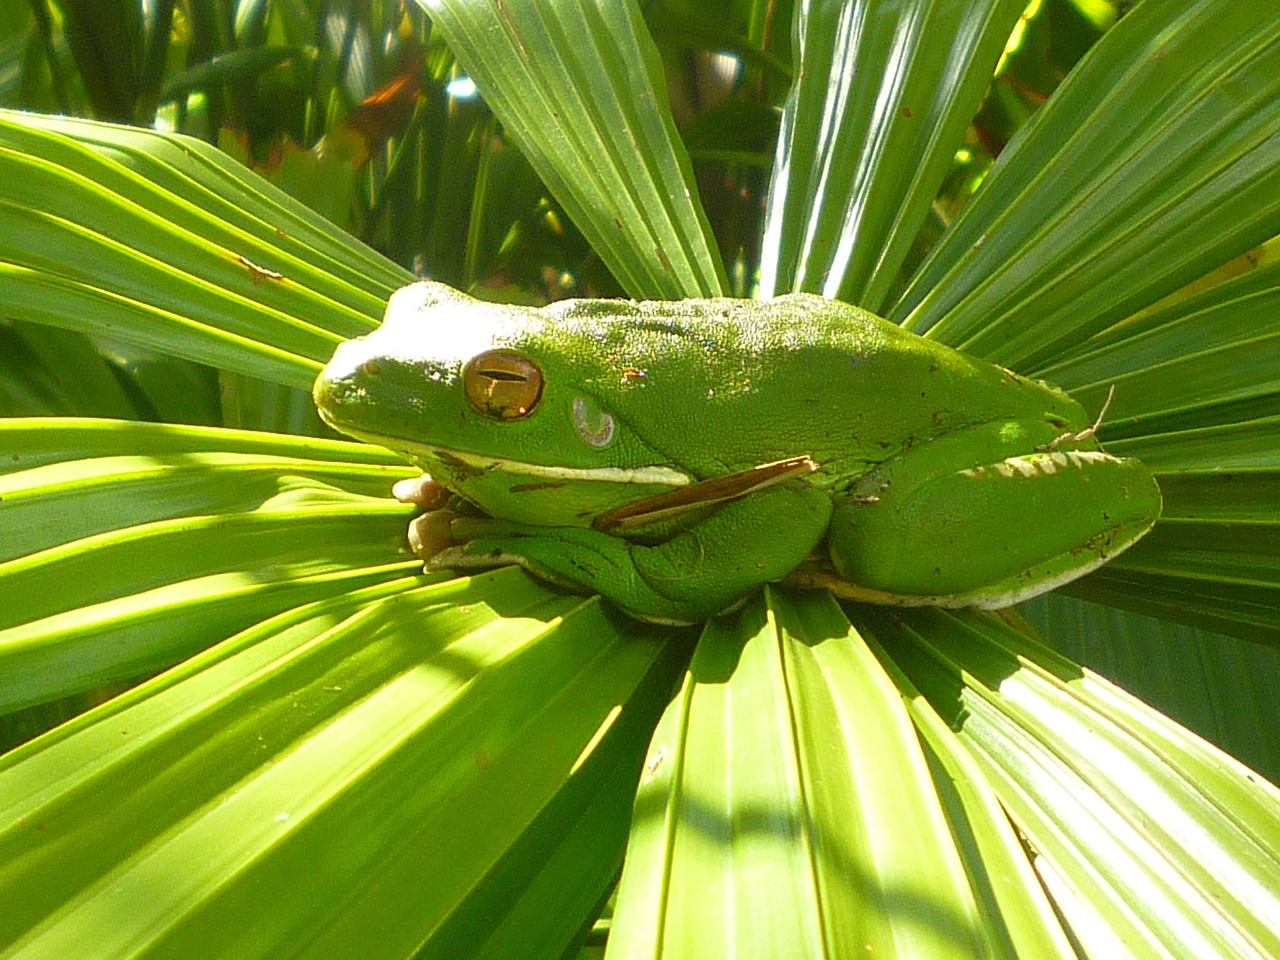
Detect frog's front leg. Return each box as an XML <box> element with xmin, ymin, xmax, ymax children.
<box><xmin>825</xmin><ymin>422</ymin><xmax>1161</xmax><ymax>608</ymax></box>
<box><xmin>432</xmin><ymin>482</ymin><xmax>833</xmax><ymax>625</ymax></box>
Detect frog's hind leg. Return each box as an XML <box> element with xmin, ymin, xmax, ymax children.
<box><xmin>825</xmin><ymin>424</ymin><xmax>1161</xmax><ymax>609</ymax></box>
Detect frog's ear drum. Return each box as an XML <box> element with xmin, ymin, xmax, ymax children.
<box><xmin>463</xmin><ymin>349</ymin><xmax>544</xmax><ymax>420</ymax></box>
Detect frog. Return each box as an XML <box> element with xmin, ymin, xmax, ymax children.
<box><xmin>313</xmin><ymin>281</ymin><xmax>1161</xmax><ymax>625</ymax></box>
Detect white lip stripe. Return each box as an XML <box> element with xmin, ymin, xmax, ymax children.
<box><xmin>344</xmin><ymin>427</ymin><xmax>691</xmax><ymax>486</ymax></box>
<box><xmin>448</xmin><ymin>453</ymin><xmax>691</xmax><ymax>485</ymax></box>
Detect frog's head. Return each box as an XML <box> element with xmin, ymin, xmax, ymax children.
<box><xmin>314</xmin><ymin>282</ymin><xmax>691</xmax><ymax>526</ymax></box>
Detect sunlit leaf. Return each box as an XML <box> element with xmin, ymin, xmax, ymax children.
<box><xmin>0</xmin><ymin>419</ymin><xmax>423</xmax><ymax>710</ymax></box>
<box><xmin>1020</xmin><ymin>592</ymin><xmax>1280</xmax><ymax>782</ymax></box>
<box><xmin>609</xmin><ymin>590</ymin><xmax>1071</xmax><ymax>960</ymax></box>
<box><xmin>417</xmin><ymin>0</ymin><xmax>726</xmax><ymax>299</ymax></box>
<box><xmin>892</xmin><ymin>2</ymin><xmax>1280</xmax><ymax>370</ymax></box>
<box><xmin>0</xmin><ymin>110</ymin><xmax>411</xmax><ymax>386</ymax></box>
<box><xmin>0</xmin><ymin>571</ymin><xmax>687</xmax><ymax>958</ymax></box>
<box><xmin>865</xmin><ymin>605</ymin><xmax>1280</xmax><ymax>959</ymax></box>
<box><xmin>759</xmin><ymin>0</ymin><xmax>1027</xmax><ymax>310</ymax></box>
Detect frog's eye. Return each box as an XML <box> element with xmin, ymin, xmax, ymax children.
<box><xmin>463</xmin><ymin>349</ymin><xmax>544</xmax><ymax>420</ymax></box>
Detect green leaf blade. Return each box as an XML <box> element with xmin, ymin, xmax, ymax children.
<box><xmin>608</xmin><ymin>590</ymin><xmax>1062</xmax><ymax>959</ymax></box>
<box><xmin>893</xmin><ymin>2</ymin><xmax>1280</xmax><ymax>369</ymax></box>
<box><xmin>0</xmin><ymin>110</ymin><xmax>411</xmax><ymax>385</ymax></box>
<box><xmin>760</xmin><ymin>0</ymin><xmax>1027</xmax><ymax>310</ymax></box>
<box><xmin>876</xmin><ymin>608</ymin><xmax>1280</xmax><ymax>959</ymax></box>
<box><xmin>0</xmin><ymin>574</ymin><xmax>685</xmax><ymax>959</ymax></box>
<box><xmin>418</xmin><ymin>0</ymin><xmax>726</xmax><ymax>299</ymax></box>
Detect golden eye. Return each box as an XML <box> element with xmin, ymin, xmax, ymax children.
<box><xmin>463</xmin><ymin>349</ymin><xmax>544</xmax><ymax>420</ymax></box>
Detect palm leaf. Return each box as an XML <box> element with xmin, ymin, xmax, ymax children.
<box><xmin>608</xmin><ymin>595</ymin><xmax>1280</xmax><ymax>957</ymax></box>
<box><xmin>758</xmin><ymin>0</ymin><xmax>1029</xmax><ymax>309</ymax></box>
<box><xmin>892</xmin><ymin>2</ymin><xmax>1280</xmax><ymax>368</ymax></box>
<box><xmin>420</xmin><ymin>0</ymin><xmax>726</xmax><ymax>299</ymax></box>
<box><xmin>0</xmin><ymin>0</ymin><xmax>1276</xmax><ymax>956</ymax></box>
<box><xmin>0</xmin><ymin>111</ymin><xmax>404</xmax><ymax>383</ymax></box>
<box><xmin>0</xmin><ymin>569</ymin><xmax>688</xmax><ymax>958</ymax></box>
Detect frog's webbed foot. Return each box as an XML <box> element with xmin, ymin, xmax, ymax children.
<box><xmin>393</xmin><ymin>473</ymin><xmax>490</xmax><ymax>562</ymax></box>
<box><xmin>391</xmin><ymin>473</ymin><xmax>452</xmax><ymax>509</ymax></box>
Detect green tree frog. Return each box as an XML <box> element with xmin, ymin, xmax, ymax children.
<box><xmin>314</xmin><ymin>282</ymin><xmax>1160</xmax><ymax>624</ymax></box>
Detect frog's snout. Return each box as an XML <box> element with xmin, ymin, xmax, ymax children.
<box><xmin>317</xmin><ymin>335</ymin><xmax>378</xmax><ymax>387</ymax></box>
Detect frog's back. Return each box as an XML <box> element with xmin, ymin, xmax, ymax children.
<box><xmin>540</xmin><ymin>293</ymin><xmax>1084</xmax><ymax>479</ymax></box>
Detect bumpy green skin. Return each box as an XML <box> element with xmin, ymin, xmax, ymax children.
<box><xmin>314</xmin><ymin>282</ymin><xmax>1161</xmax><ymax>624</ymax></box>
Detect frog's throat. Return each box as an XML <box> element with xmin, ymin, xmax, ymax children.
<box><xmin>347</xmin><ymin>428</ymin><xmax>693</xmax><ymax>487</ymax></box>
